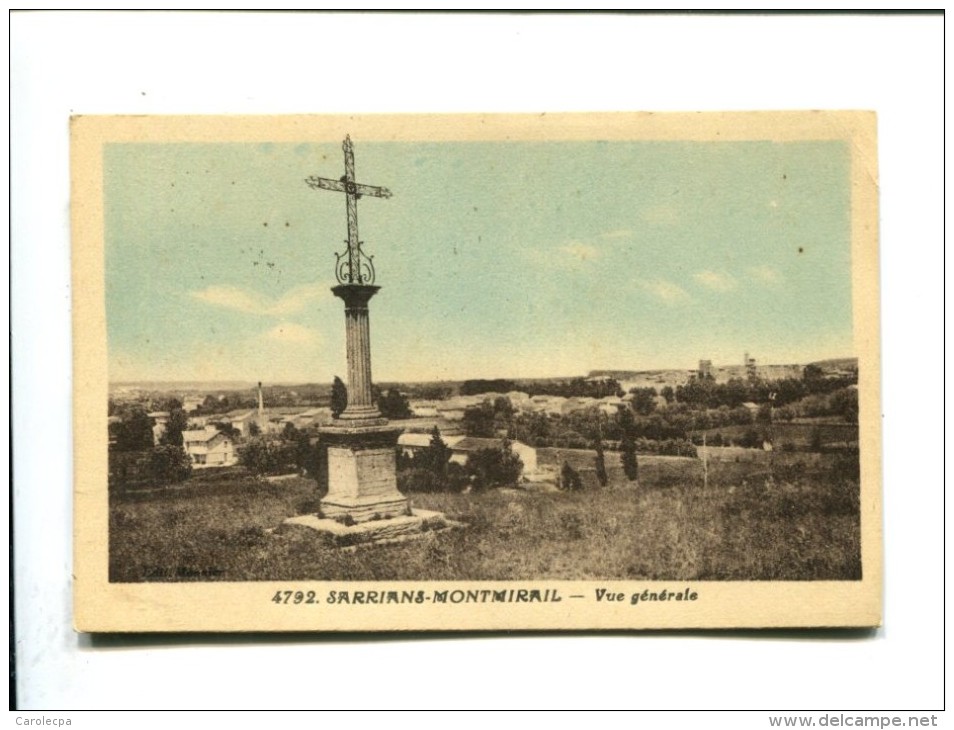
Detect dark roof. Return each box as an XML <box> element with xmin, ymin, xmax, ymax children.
<box><xmin>452</xmin><ymin>437</ymin><xmax>530</xmax><ymax>452</ymax></box>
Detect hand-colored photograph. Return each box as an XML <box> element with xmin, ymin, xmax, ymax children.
<box><xmin>73</xmin><ymin>113</ymin><xmax>881</xmax><ymax>631</ymax></box>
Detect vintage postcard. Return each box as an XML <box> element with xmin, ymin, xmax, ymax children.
<box><xmin>72</xmin><ymin>112</ymin><xmax>881</xmax><ymax>632</ymax></box>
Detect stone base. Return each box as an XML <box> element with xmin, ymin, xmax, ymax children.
<box><xmin>282</xmin><ymin>509</ymin><xmax>458</xmax><ymax>548</ymax></box>
<box><xmin>319</xmin><ymin>494</ymin><xmax>410</xmax><ymax>523</ymax></box>
<box><xmin>319</xmin><ymin>419</ymin><xmax>406</xmax><ymax>524</ymax></box>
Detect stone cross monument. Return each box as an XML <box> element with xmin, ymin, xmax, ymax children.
<box><xmin>304</xmin><ymin>136</ymin><xmax>408</xmax><ymax>523</ymax></box>
<box><xmin>283</xmin><ymin>135</ymin><xmax>453</xmax><ymax>544</ymax></box>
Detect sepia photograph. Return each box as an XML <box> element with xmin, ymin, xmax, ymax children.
<box><xmin>72</xmin><ymin>111</ymin><xmax>881</xmax><ymax>632</ymax></box>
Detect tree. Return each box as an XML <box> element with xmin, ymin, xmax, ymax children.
<box><xmin>739</xmin><ymin>429</ymin><xmax>763</xmax><ymax>449</ymax></box>
<box><xmin>213</xmin><ymin>421</ymin><xmax>242</xmax><ymax>441</ymax></box>
<box><xmin>377</xmin><ymin>388</ymin><xmax>412</xmax><ymax>420</ymax></box>
<box><xmin>160</xmin><ymin>406</ymin><xmax>189</xmax><ymax>448</ymax></box>
<box><xmin>465</xmin><ymin>440</ymin><xmax>523</xmax><ymax>490</ymax></box>
<box><xmin>460</xmin><ymin>379</ymin><xmax>518</xmax><ymax>396</ymax></box>
<box><xmin>621</xmin><ymin>437</ymin><xmax>639</xmax><ymax>482</ymax></box>
<box><xmin>511</xmin><ymin>411</ymin><xmax>551</xmax><ymax>446</ymax></box>
<box><xmin>628</xmin><ymin>387</ymin><xmax>658</xmax><ymax>416</ymax></box>
<box><xmin>463</xmin><ymin>402</ymin><xmax>496</xmax><ymax>437</ymax></box>
<box><xmin>660</xmin><ymin>386</ymin><xmax>675</xmax><ymax>404</ymax></box>
<box><xmin>802</xmin><ymin>363</ymin><xmax>825</xmax><ymax>383</ymax></box>
<box><xmin>287</xmin><ymin>429</ymin><xmax>319</xmax><ymax>476</ymax></box>
<box><xmin>331</xmin><ymin>376</ymin><xmax>348</xmax><ymax>418</ymax></box>
<box><xmin>282</xmin><ymin>422</ymin><xmax>300</xmax><ymax>441</ymax></box>
<box><xmin>114</xmin><ymin>406</ymin><xmax>155</xmax><ymax>451</ymax></box>
<box><xmin>420</xmin><ymin>426</ymin><xmax>451</xmax><ymax>477</ymax></box>
<box><xmin>830</xmin><ymin>387</ymin><xmax>859</xmax><ymax>424</ymax></box>
<box><xmin>149</xmin><ymin>445</ymin><xmax>192</xmax><ymax>485</ymax></box>
<box><xmin>775</xmin><ymin>405</ymin><xmax>796</xmax><ymax>422</ymax></box>
<box><xmin>238</xmin><ymin>438</ymin><xmax>270</xmax><ymax>474</ymax></box>
<box><xmin>618</xmin><ymin>409</ymin><xmax>639</xmax><ymax>482</ymax></box>
<box><xmin>493</xmin><ymin>396</ymin><xmax>514</xmax><ymax>420</ymax></box>
<box><xmin>721</xmin><ymin>378</ymin><xmax>750</xmax><ymax>409</ymax></box>
<box><xmin>756</xmin><ymin>402</ymin><xmax>773</xmax><ymax>425</ymax></box>
<box><xmin>594</xmin><ymin>438</ymin><xmax>608</xmax><ymax>487</ymax></box>
<box><xmin>560</xmin><ymin>461</ymin><xmax>583</xmax><ymax>492</ymax></box>
<box><xmin>238</xmin><ymin>437</ymin><xmax>296</xmax><ymax>475</ymax></box>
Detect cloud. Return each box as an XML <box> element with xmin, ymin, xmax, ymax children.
<box><xmin>641</xmin><ymin>278</ymin><xmax>690</xmax><ymax>304</ymax></box>
<box><xmin>748</xmin><ymin>265</ymin><xmax>782</xmax><ymax>285</ymax></box>
<box><xmin>560</xmin><ymin>241</ymin><xmax>600</xmax><ymax>262</ymax></box>
<box><xmin>599</xmin><ymin>229</ymin><xmax>633</xmax><ymax>240</ymax></box>
<box><xmin>693</xmin><ymin>270</ymin><xmax>737</xmax><ymax>292</ymax></box>
<box><xmin>191</xmin><ymin>283</ymin><xmax>327</xmax><ymax>316</ymax></box>
<box><xmin>264</xmin><ymin>322</ymin><xmax>319</xmax><ymax>344</ymax></box>
<box><xmin>639</xmin><ymin>204</ymin><xmax>678</xmax><ymax>226</ymax></box>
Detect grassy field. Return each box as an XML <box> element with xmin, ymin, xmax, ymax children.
<box><xmin>699</xmin><ymin>421</ymin><xmax>858</xmax><ymax>450</ymax></box>
<box><xmin>109</xmin><ymin>451</ymin><xmax>861</xmax><ymax>583</ymax></box>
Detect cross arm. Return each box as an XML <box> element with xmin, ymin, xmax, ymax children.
<box><xmin>305</xmin><ymin>176</ymin><xmax>346</xmax><ymax>193</ymax></box>
<box><xmin>305</xmin><ymin>176</ymin><xmax>393</xmax><ymax>199</ymax></box>
<box><xmin>355</xmin><ymin>183</ymin><xmax>392</xmax><ymax>199</ymax></box>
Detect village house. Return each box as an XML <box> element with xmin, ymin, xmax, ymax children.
<box><xmin>398</xmin><ymin>432</ymin><xmax>465</xmax><ymax>457</ymax></box>
<box><xmin>409</xmin><ymin>401</ymin><xmax>440</xmax><ymax>418</ymax></box>
<box><xmin>397</xmin><ymin>433</ymin><xmax>538</xmax><ymax>477</ymax></box>
<box><xmin>449</xmin><ymin>437</ymin><xmax>538</xmax><ymax>475</ymax></box>
<box><xmin>223</xmin><ymin>409</ymin><xmax>257</xmax><ymax>438</ymax></box>
<box><xmin>294</xmin><ymin>407</ymin><xmax>332</xmax><ymax>429</ymax></box>
<box><xmin>597</xmin><ymin>395</ymin><xmax>625</xmax><ymax>416</ymax></box>
<box><xmin>527</xmin><ymin>395</ymin><xmax>566</xmax><ymax>416</ymax></box>
<box><xmin>182</xmin><ymin>425</ymin><xmax>237</xmax><ymax>468</ymax></box>
<box><xmin>561</xmin><ymin>396</ymin><xmax>598</xmax><ymax>415</ymax></box>
<box><xmin>506</xmin><ymin>391</ymin><xmax>531</xmax><ymax>407</ymax></box>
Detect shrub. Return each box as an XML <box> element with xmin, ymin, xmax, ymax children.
<box><xmin>738</xmin><ymin>429</ymin><xmax>763</xmax><ymax>449</ymax></box>
<box><xmin>446</xmin><ymin>462</ymin><xmax>470</xmax><ymax>493</ymax></box>
<box><xmin>594</xmin><ymin>441</ymin><xmax>608</xmax><ymax>487</ymax></box>
<box><xmin>559</xmin><ymin>461</ymin><xmax>584</xmax><ymax>491</ymax></box>
<box><xmin>238</xmin><ymin>437</ymin><xmax>297</xmax><ymax>475</ymax></box>
<box><xmin>418</xmin><ymin>427</ymin><xmax>451</xmax><ymax>476</ymax></box>
<box><xmin>396</xmin><ymin>429</ymin><xmax>468</xmax><ymax>493</ymax></box>
<box><xmin>466</xmin><ymin>441</ymin><xmax>523</xmax><ymax>490</ymax></box>
<box><xmin>149</xmin><ymin>445</ymin><xmax>192</xmax><ymax>485</ymax></box>
<box><xmin>398</xmin><ymin>467</ymin><xmax>444</xmax><ymax>494</ymax></box>
<box><xmin>619</xmin><ymin>409</ymin><xmax>639</xmax><ymax>482</ymax></box>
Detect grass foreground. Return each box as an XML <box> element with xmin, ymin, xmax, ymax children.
<box><xmin>109</xmin><ymin>454</ymin><xmax>861</xmax><ymax>583</ymax></box>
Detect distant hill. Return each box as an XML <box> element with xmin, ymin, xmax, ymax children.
<box><xmin>808</xmin><ymin>358</ymin><xmax>858</xmax><ymax>372</ymax></box>
<box><xmin>110</xmin><ymin>381</ymin><xmax>257</xmax><ymax>394</ymax></box>
<box><xmin>588</xmin><ymin>357</ymin><xmax>857</xmax><ymax>390</ymax></box>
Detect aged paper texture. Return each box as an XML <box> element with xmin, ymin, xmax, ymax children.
<box><xmin>73</xmin><ymin>112</ymin><xmax>881</xmax><ymax>631</ymax></box>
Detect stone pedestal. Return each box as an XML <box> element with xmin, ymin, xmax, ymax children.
<box><xmin>318</xmin><ymin>421</ymin><xmax>408</xmax><ymax>522</ymax></box>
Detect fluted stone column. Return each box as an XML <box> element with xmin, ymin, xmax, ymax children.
<box><xmin>320</xmin><ymin>283</ymin><xmax>407</xmax><ymax>522</ymax></box>
<box><xmin>332</xmin><ymin>284</ymin><xmax>383</xmax><ymax>424</ymax></box>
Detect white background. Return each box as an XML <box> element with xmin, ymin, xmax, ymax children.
<box><xmin>9</xmin><ymin>11</ymin><xmax>945</xmax><ymax>718</ymax></box>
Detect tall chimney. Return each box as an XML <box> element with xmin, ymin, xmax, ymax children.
<box><xmin>258</xmin><ymin>381</ymin><xmax>264</xmax><ymax>428</ymax></box>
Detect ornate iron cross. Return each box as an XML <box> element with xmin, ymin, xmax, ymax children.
<box><xmin>305</xmin><ymin>135</ymin><xmax>392</xmax><ymax>285</ymax></box>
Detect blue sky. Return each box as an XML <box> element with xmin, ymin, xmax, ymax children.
<box><xmin>105</xmin><ymin>139</ymin><xmax>852</xmax><ymax>383</ymax></box>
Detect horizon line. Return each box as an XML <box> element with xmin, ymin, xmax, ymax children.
<box><xmin>108</xmin><ymin>355</ymin><xmax>857</xmax><ymax>389</ymax></box>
